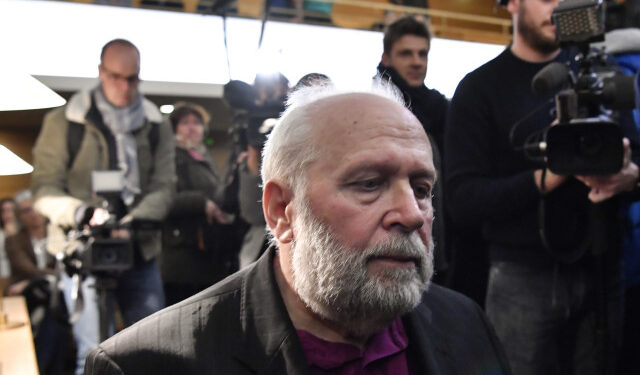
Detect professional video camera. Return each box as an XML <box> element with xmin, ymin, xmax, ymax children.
<box><xmin>65</xmin><ymin>171</ymin><xmax>133</xmax><ymax>275</ymax></box>
<box><xmin>531</xmin><ymin>0</ymin><xmax>637</xmax><ymax>175</ymax></box>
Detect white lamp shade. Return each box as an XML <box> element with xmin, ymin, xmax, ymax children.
<box><xmin>0</xmin><ymin>70</ymin><xmax>66</xmax><ymax>111</ymax></box>
<box><xmin>0</xmin><ymin>145</ymin><xmax>33</xmax><ymax>175</ymax></box>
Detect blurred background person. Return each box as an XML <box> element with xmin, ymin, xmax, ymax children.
<box><xmin>377</xmin><ymin>16</ymin><xmax>454</xmax><ymax>287</ymax></box>
<box><xmin>6</xmin><ymin>190</ymin><xmax>71</xmax><ymax>375</ymax></box>
<box><xmin>222</xmin><ymin>73</ymin><xmax>290</xmax><ymax>268</ymax></box>
<box><xmin>0</xmin><ymin>197</ymin><xmax>19</xmax><ymax>282</ymax></box>
<box><xmin>31</xmin><ymin>39</ymin><xmax>174</xmax><ymax>375</ymax></box>
<box><xmin>161</xmin><ymin>102</ymin><xmax>235</xmax><ymax>306</ymax></box>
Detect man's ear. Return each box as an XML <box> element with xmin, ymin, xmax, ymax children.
<box><xmin>381</xmin><ymin>53</ymin><xmax>391</xmax><ymax>67</ymax></box>
<box><xmin>263</xmin><ymin>180</ymin><xmax>294</xmax><ymax>244</ymax></box>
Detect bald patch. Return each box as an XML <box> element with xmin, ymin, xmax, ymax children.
<box><xmin>308</xmin><ymin>93</ymin><xmax>429</xmax><ymax>152</ymax></box>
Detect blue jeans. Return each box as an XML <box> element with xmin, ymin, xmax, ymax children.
<box><xmin>485</xmin><ymin>259</ymin><xmax>622</xmax><ymax>375</ymax></box>
<box><xmin>63</xmin><ymin>258</ymin><xmax>165</xmax><ymax>375</ymax></box>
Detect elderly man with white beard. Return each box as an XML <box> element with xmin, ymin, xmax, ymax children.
<box><xmin>84</xmin><ymin>83</ymin><xmax>512</xmax><ymax>375</ymax></box>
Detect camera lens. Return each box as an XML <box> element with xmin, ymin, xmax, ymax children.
<box><xmin>99</xmin><ymin>248</ymin><xmax>118</xmax><ymax>265</ymax></box>
<box><xmin>578</xmin><ymin>134</ymin><xmax>602</xmax><ymax>157</ymax></box>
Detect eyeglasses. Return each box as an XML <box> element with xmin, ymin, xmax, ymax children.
<box><xmin>101</xmin><ymin>65</ymin><xmax>140</xmax><ymax>85</ymax></box>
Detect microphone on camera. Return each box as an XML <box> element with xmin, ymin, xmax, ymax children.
<box><xmin>532</xmin><ymin>62</ymin><xmax>570</xmax><ymax>97</ymax></box>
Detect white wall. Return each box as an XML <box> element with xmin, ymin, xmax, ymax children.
<box><xmin>0</xmin><ymin>0</ymin><xmax>506</xmax><ymax>98</ymax></box>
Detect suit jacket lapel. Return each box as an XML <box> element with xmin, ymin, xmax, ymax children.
<box><xmin>404</xmin><ymin>298</ymin><xmax>456</xmax><ymax>374</ymax></box>
<box><xmin>232</xmin><ymin>248</ymin><xmax>310</xmax><ymax>375</ymax></box>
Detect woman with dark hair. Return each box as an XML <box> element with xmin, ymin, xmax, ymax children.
<box><xmin>0</xmin><ymin>197</ymin><xmax>19</xmax><ymax>280</ymax></box>
<box><xmin>161</xmin><ymin>102</ymin><xmax>234</xmax><ymax>306</ymax></box>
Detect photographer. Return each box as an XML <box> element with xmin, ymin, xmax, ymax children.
<box><xmin>445</xmin><ymin>1</ymin><xmax>639</xmax><ymax>374</ymax></box>
<box><xmin>222</xmin><ymin>73</ymin><xmax>289</xmax><ymax>268</ymax></box>
<box><xmin>31</xmin><ymin>39</ymin><xmax>175</xmax><ymax>375</ymax></box>
<box><xmin>161</xmin><ymin>102</ymin><xmax>234</xmax><ymax>305</ymax></box>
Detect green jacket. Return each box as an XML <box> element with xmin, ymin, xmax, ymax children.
<box><xmin>31</xmin><ymin>89</ymin><xmax>176</xmax><ymax>261</ymax></box>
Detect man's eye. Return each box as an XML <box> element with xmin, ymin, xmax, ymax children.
<box><xmin>355</xmin><ymin>179</ymin><xmax>382</xmax><ymax>191</ymax></box>
<box><xmin>413</xmin><ymin>184</ymin><xmax>432</xmax><ymax>199</ymax></box>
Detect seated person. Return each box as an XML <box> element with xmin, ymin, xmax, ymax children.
<box><xmin>85</xmin><ymin>83</ymin><xmax>511</xmax><ymax>375</ymax></box>
<box><xmin>6</xmin><ymin>190</ymin><xmax>70</xmax><ymax>375</ymax></box>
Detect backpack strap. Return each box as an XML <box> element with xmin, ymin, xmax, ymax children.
<box><xmin>148</xmin><ymin>121</ymin><xmax>160</xmax><ymax>155</ymax></box>
<box><xmin>66</xmin><ymin>121</ymin><xmax>85</xmax><ymax>169</ymax></box>
<box><xmin>67</xmin><ymin>120</ymin><xmax>160</xmax><ymax>170</ymax></box>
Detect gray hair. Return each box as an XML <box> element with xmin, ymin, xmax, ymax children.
<box><xmin>260</xmin><ymin>79</ymin><xmax>406</xmax><ymax>194</ymax></box>
<box><xmin>260</xmin><ymin>79</ymin><xmax>407</xmax><ymax>246</ymax></box>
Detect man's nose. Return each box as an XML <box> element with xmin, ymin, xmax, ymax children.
<box><xmin>382</xmin><ymin>182</ymin><xmax>427</xmax><ymax>232</ymax></box>
<box><xmin>410</xmin><ymin>53</ymin><xmax>424</xmax><ymax>66</ymax></box>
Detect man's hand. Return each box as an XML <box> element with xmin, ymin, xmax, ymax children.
<box><xmin>110</xmin><ymin>228</ymin><xmax>131</xmax><ymax>240</ymax></box>
<box><xmin>205</xmin><ymin>200</ymin><xmax>233</xmax><ymax>224</ymax></box>
<box><xmin>534</xmin><ymin>168</ymin><xmax>567</xmax><ymax>194</ymax></box>
<box><xmin>89</xmin><ymin>208</ymin><xmax>110</xmax><ymax>227</ymax></box>
<box><xmin>7</xmin><ymin>280</ymin><xmax>29</xmax><ymax>296</ymax></box>
<box><xmin>576</xmin><ymin>138</ymin><xmax>639</xmax><ymax>203</ymax></box>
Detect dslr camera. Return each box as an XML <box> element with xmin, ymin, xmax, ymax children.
<box><xmin>532</xmin><ymin>0</ymin><xmax>637</xmax><ymax>175</ymax></box>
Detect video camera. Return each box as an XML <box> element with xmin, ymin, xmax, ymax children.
<box><xmin>65</xmin><ymin>171</ymin><xmax>133</xmax><ymax>275</ymax></box>
<box><xmin>531</xmin><ymin>0</ymin><xmax>637</xmax><ymax>175</ymax></box>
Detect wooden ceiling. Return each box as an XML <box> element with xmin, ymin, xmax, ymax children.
<box><xmin>66</xmin><ymin>0</ymin><xmax>513</xmax><ymax>45</ymax></box>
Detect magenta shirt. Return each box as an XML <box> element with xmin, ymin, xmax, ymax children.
<box><xmin>296</xmin><ymin>317</ymin><xmax>410</xmax><ymax>375</ymax></box>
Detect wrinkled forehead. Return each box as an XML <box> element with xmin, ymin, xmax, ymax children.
<box><xmin>308</xmin><ymin>92</ymin><xmax>430</xmax><ymax>151</ymax></box>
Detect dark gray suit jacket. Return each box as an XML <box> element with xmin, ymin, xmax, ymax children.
<box><xmin>85</xmin><ymin>248</ymin><xmax>511</xmax><ymax>374</ymax></box>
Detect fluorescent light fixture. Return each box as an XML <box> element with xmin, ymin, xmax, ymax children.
<box><xmin>0</xmin><ymin>145</ymin><xmax>33</xmax><ymax>176</ymax></box>
<box><xmin>0</xmin><ymin>68</ymin><xmax>66</xmax><ymax>111</ymax></box>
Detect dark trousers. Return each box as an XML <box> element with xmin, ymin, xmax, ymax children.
<box><xmin>485</xmin><ymin>259</ymin><xmax>622</xmax><ymax>375</ymax></box>
<box><xmin>34</xmin><ymin>307</ymin><xmax>72</xmax><ymax>375</ymax></box>
<box><xmin>622</xmin><ymin>284</ymin><xmax>640</xmax><ymax>374</ymax></box>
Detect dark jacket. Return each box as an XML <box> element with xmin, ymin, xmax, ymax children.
<box><xmin>85</xmin><ymin>248</ymin><xmax>511</xmax><ymax>375</ymax></box>
<box><xmin>161</xmin><ymin>147</ymin><xmax>233</xmax><ymax>285</ymax></box>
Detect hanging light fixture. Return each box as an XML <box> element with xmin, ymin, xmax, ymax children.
<box><xmin>0</xmin><ymin>69</ymin><xmax>66</xmax><ymax>111</ymax></box>
<box><xmin>0</xmin><ymin>145</ymin><xmax>33</xmax><ymax>176</ymax></box>
<box><xmin>0</xmin><ymin>64</ymin><xmax>65</xmax><ymax>175</ymax></box>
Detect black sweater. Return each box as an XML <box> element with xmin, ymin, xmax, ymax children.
<box><xmin>444</xmin><ymin>47</ymin><xmax>631</xmax><ymax>264</ymax></box>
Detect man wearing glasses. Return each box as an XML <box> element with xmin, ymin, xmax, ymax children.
<box><xmin>31</xmin><ymin>39</ymin><xmax>175</xmax><ymax>375</ymax></box>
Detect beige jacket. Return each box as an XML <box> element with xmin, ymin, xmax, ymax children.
<box><xmin>31</xmin><ymin>90</ymin><xmax>176</xmax><ymax>260</ymax></box>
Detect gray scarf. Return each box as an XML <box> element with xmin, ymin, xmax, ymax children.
<box><xmin>93</xmin><ymin>86</ymin><xmax>145</xmax><ymax>206</ymax></box>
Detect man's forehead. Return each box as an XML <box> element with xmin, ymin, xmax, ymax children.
<box><xmin>102</xmin><ymin>45</ymin><xmax>140</xmax><ymax>66</ymax></box>
<box><xmin>392</xmin><ymin>34</ymin><xmax>429</xmax><ymax>50</ymax></box>
<box><xmin>310</xmin><ymin>92</ymin><xmax>404</xmax><ymax>118</ymax></box>
<box><xmin>308</xmin><ymin>92</ymin><xmax>429</xmax><ymax>152</ymax></box>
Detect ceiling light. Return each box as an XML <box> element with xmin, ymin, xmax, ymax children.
<box><xmin>0</xmin><ymin>146</ymin><xmax>33</xmax><ymax>176</ymax></box>
<box><xmin>0</xmin><ymin>68</ymin><xmax>66</xmax><ymax>111</ymax></box>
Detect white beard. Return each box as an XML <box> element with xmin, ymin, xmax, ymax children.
<box><xmin>289</xmin><ymin>198</ymin><xmax>434</xmax><ymax>338</ymax></box>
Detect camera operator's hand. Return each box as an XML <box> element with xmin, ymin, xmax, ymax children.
<box><xmin>110</xmin><ymin>228</ymin><xmax>131</xmax><ymax>240</ymax></box>
<box><xmin>89</xmin><ymin>207</ymin><xmax>110</xmax><ymax>227</ymax></box>
<box><xmin>534</xmin><ymin>168</ymin><xmax>567</xmax><ymax>194</ymax></box>
<box><xmin>576</xmin><ymin>138</ymin><xmax>639</xmax><ymax>203</ymax></box>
